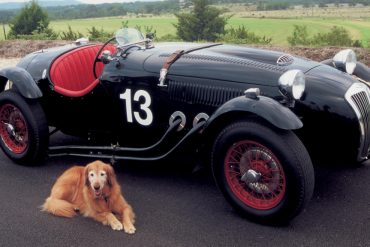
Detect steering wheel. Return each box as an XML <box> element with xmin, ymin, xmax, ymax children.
<box><xmin>93</xmin><ymin>36</ymin><xmax>116</xmax><ymax>79</ymax></box>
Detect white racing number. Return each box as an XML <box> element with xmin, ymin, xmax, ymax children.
<box><xmin>120</xmin><ymin>89</ymin><xmax>153</xmax><ymax>126</ymax></box>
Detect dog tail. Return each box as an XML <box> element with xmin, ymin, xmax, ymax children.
<box><xmin>41</xmin><ymin>197</ymin><xmax>77</xmax><ymax>218</ymax></box>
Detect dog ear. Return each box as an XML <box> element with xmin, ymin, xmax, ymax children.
<box><xmin>84</xmin><ymin>165</ymin><xmax>90</xmax><ymax>187</ymax></box>
<box><xmin>105</xmin><ymin>164</ymin><xmax>116</xmax><ymax>187</ymax></box>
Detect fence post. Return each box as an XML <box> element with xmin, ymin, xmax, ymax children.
<box><xmin>2</xmin><ymin>23</ymin><xmax>6</xmax><ymax>40</ymax></box>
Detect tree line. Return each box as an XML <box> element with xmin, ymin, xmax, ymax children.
<box><xmin>0</xmin><ymin>0</ymin><xmax>180</xmax><ymax>23</ymax></box>
<box><xmin>212</xmin><ymin>0</ymin><xmax>370</xmax><ymax>5</ymax></box>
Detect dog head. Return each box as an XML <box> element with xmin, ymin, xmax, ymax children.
<box><xmin>84</xmin><ymin>160</ymin><xmax>116</xmax><ymax>198</ymax></box>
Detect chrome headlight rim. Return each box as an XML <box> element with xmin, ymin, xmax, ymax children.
<box><xmin>278</xmin><ymin>69</ymin><xmax>306</xmax><ymax>100</ymax></box>
<box><xmin>333</xmin><ymin>49</ymin><xmax>357</xmax><ymax>75</ymax></box>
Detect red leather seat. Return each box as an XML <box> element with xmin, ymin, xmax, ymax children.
<box><xmin>49</xmin><ymin>44</ymin><xmax>115</xmax><ymax>97</ymax></box>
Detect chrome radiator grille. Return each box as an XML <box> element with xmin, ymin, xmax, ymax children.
<box><xmin>345</xmin><ymin>83</ymin><xmax>370</xmax><ymax>160</ymax></box>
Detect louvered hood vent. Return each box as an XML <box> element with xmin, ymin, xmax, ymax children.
<box><xmin>277</xmin><ymin>54</ymin><xmax>294</xmax><ymax>66</ymax></box>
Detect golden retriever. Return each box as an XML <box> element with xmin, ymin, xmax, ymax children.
<box><xmin>41</xmin><ymin>160</ymin><xmax>136</xmax><ymax>234</ymax></box>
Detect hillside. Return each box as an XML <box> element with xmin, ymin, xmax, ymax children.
<box><xmin>0</xmin><ymin>0</ymin><xmax>81</xmax><ymax>10</ymax></box>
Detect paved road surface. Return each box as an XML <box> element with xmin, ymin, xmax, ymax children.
<box><xmin>1</xmin><ymin>134</ymin><xmax>370</xmax><ymax>246</ymax></box>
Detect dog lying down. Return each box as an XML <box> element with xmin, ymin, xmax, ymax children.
<box><xmin>41</xmin><ymin>160</ymin><xmax>136</xmax><ymax>234</ymax></box>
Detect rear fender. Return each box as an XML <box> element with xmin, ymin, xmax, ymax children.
<box><xmin>0</xmin><ymin>67</ymin><xmax>42</xmax><ymax>98</ymax></box>
<box><xmin>205</xmin><ymin>95</ymin><xmax>303</xmax><ymax>131</ymax></box>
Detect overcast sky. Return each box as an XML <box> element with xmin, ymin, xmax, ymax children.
<box><xmin>0</xmin><ymin>0</ymin><xmax>130</xmax><ymax>3</ymax></box>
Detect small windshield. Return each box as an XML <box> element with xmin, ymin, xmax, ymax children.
<box><xmin>115</xmin><ymin>28</ymin><xmax>144</xmax><ymax>46</ymax></box>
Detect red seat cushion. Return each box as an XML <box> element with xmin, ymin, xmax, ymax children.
<box><xmin>49</xmin><ymin>44</ymin><xmax>115</xmax><ymax>97</ymax></box>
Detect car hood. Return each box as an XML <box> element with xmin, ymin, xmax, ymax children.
<box><xmin>142</xmin><ymin>43</ymin><xmax>320</xmax><ymax>86</ymax></box>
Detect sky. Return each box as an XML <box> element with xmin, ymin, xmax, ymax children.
<box><xmin>0</xmin><ymin>0</ymin><xmax>130</xmax><ymax>3</ymax></box>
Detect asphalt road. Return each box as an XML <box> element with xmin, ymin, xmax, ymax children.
<box><xmin>1</xmin><ymin>135</ymin><xmax>370</xmax><ymax>247</ymax></box>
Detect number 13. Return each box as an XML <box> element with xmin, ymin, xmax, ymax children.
<box><xmin>120</xmin><ymin>89</ymin><xmax>153</xmax><ymax>126</ymax></box>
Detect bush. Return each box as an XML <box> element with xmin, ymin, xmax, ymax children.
<box><xmin>352</xmin><ymin>40</ymin><xmax>363</xmax><ymax>48</ymax></box>
<box><xmin>60</xmin><ymin>25</ymin><xmax>84</xmax><ymax>40</ymax></box>
<box><xmin>287</xmin><ymin>25</ymin><xmax>362</xmax><ymax>47</ymax></box>
<box><xmin>219</xmin><ymin>25</ymin><xmax>272</xmax><ymax>45</ymax></box>
<box><xmin>134</xmin><ymin>25</ymin><xmax>157</xmax><ymax>38</ymax></box>
<box><xmin>311</xmin><ymin>26</ymin><xmax>356</xmax><ymax>47</ymax></box>
<box><xmin>87</xmin><ymin>26</ymin><xmax>113</xmax><ymax>42</ymax></box>
<box><xmin>8</xmin><ymin>27</ymin><xmax>58</xmax><ymax>40</ymax></box>
<box><xmin>287</xmin><ymin>25</ymin><xmax>311</xmax><ymax>46</ymax></box>
<box><xmin>157</xmin><ymin>34</ymin><xmax>180</xmax><ymax>42</ymax></box>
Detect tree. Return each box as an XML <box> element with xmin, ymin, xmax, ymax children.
<box><xmin>174</xmin><ymin>0</ymin><xmax>228</xmax><ymax>42</ymax></box>
<box><xmin>8</xmin><ymin>0</ymin><xmax>50</xmax><ymax>37</ymax></box>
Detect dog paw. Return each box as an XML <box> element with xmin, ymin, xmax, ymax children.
<box><xmin>123</xmin><ymin>224</ymin><xmax>136</xmax><ymax>234</ymax></box>
<box><xmin>110</xmin><ymin>220</ymin><xmax>123</xmax><ymax>231</ymax></box>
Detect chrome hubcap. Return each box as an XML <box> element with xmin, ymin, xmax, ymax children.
<box><xmin>241</xmin><ymin>169</ymin><xmax>261</xmax><ymax>183</ymax></box>
<box><xmin>4</xmin><ymin>122</ymin><xmax>15</xmax><ymax>136</ymax></box>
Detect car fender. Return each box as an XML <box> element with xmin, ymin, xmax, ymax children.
<box><xmin>353</xmin><ymin>62</ymin><xmax>370</xmax><ymax>82</ymax></box>
<box><xmin>321</xmin><ymin>59</ymin><xmax>370</xmax><ymax>82</ymax></box>
<box><xmin>204</xmin><ymin>95</ymin><xmax>303</xmax><ymax>131</ymax></box>
<box><xmin>0</xmin><ymin>67</ymin><xmax>42</xmax><ymax>98</ymax></box>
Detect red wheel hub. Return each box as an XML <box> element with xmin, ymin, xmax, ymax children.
<box><xmin>224</xmin><ymin>140</ymin><xmax>286</xmax><ymax>210</ymax></box>
<box><xmin>0</xmin><ymin>104</ymin><xmax>28</xmax><ymax>154</ymax></box>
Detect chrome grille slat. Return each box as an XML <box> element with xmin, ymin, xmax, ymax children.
<box><xmin>345</xmin><ymin>83</ymin><xmax>370</xmax><ymax>161</ymax></box>
<box><xmin>352</xmin><ymin>92</ymin><xmax>370</xmax><ymax>156</ymax></box>
<box><xmin>168</xmin><ymin>80</ymin><xmax>244</xmax><ymax>107</ymax></box>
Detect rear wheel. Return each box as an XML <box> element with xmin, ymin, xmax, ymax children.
<box><xmin>0</xmin><ymin>90</ymin><xmax>48</xmax><ymax>165</ymax></box>
<box><xmin>211</xmin><ymin>119</ymin><xmax>314</xmax><ymax>224</ymax></box>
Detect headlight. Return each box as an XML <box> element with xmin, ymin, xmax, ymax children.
<box><xmin>278</xmin><ymin>70</ymin><xmax>305</xmax><ymax>100</ymax></box>
<box><xmin>333</xmin><ymin>49</ymin><xmax>357</xmax><ymax>74</ymax></box>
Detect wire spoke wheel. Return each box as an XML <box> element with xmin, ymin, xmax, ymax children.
<box><xmin>212</xmin><ymin>120</ymin><xmax>314</xmax><ymax>223</ymax></box>
<box><xmin>0</xmin><ymin>104</ymin><xmax>28</xmax><ymax>154</ymax></box>
<box><xmin>225</xmin><ymin>140</ymin><xmax>285</xmax><ymax>210</ymax></box>
<box><xmin>0</xmin><ymin>90</ymin><xmax>48</xmax><ymax>165</ymax></box>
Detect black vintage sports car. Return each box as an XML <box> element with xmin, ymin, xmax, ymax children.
<box><xmin>0</xmin><ymin>28</ymin><xmax>369</xmax><ymax>223</ymax></box>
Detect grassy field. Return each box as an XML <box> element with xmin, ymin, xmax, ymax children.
<box><xmin>47</xmin><ymin>16</ymin><xmax>369</xmax><ymax>46</ymax></box>
<box><xmin>50</xmin><ymin>16</ymin><xmax>177</xmax><ymax>38</ymax></box>
<box><xmin>228</xmin><ymin>17</ymin><xmax>369</xmax><ymax>46</ymax></box>
<box><xmin>1</xmin><ymin>5</ymin><xmax>369</xmax><ymax>47</ymax></box>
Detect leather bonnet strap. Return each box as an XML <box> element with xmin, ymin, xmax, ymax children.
<box><xmin>158</xmin><ymin>43</ymin><xmax>222</xmax><ymax>87</ymax></box>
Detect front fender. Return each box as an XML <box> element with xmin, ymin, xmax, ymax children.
<box><xmin>205</xmin><ymin>95</ymin><xmax>303</xmax><ymax>130</ymax></box>
<box><xmin>354</xmin><ymin>62</ymin><xmax>370</xmax><ymax>82</ymax></box>
<box><xmin>0</xmin><ymin>66</ymin><xmax>42</xmax><ymax>98</ymax></box>
<box><xmin>321</xmin><ymin>59</ymin><xmax>370</xmax><ymax>82</ymax></box>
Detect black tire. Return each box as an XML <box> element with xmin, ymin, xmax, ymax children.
<box><xmin>211</xmin><ymin>119</ymin><xmax>314</xmax><ymax>224</ymax></box>
<box><xmin>0</xmin><ymin>90</ymin><xmax>48</xmax><ymax>165</ymax></box>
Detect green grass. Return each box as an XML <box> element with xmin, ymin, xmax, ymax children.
<box><xmin>1</xmin><ymin>16</ymin><xmax>369</xmax><ymax>47</ymax></box>
<box><xmin>228</xmin><ymin>17</ymin><xmax>369</xmax><ymax>46</ymax></box>
<box><xmin>50</xmin><ymin>16</ymin><xmax>178</xmax><ymax>39</ymax></box>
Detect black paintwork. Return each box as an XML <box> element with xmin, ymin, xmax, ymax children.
<box><xmin>0</xmin><ymin>66</ymin><xmax>42</xmax><ymax>98</ymax></box>
<box><xmin>205</xmin><ymin>95</ymin><xmax>303</xmax><ymax>130</ymax></box>
<box><xmin>0</xmin><ymin>41</ymin><xmax>366</xmax><ymax>162</ymax></box>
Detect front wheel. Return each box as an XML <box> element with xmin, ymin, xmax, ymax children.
<box><xmin>211</xmin><ymin>119</ymin><xmax>314</xmax><ymax>224</ymax></box>
<box><xmin>0</xmin><ymin>90</ymin><xmax>48</xmax><ymax>165</ymax></box>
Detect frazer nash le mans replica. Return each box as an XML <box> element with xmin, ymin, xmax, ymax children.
<box><xmin>0</xmin><ymin>28</ymin><xmax>370</xmax><ymax>224</ymax></box>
